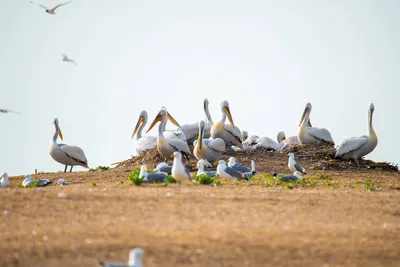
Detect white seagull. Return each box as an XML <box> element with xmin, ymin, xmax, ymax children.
<box><xmin>197</xmin><ymin>159</ymin><xmax>217</xmax><ymax>177</ymax></box>
<box><xmin>228</xmin><ymin>157</ymin><xmax>255</xmax><ymax>173</ymax></box>
<box><xmin>217</xmin><ymin>160</ymin><xmax>255</xmax><ymax>180</ymax></box>
<box><xmin>288</xmin><ymin>152</ymin><xmax>306</xmax><ymax>174</ymax></box>
<box><xmin>22</xmin><ymin>174</ymin><xmax>51</xmax><ymax>187</ymax></box>
<box><xmin>62</xmin><ymin>54</ymin><xmax>77</xmax><ymax>66</ymax></box>
<box><xmin>57</xmin><ymin>178</ymin><xmax>68</xmax><ymax>186</ymax></box>
<box><xmin>0</xmin><ymin>172</ymin><xmax>9</xmax><ymax>188</ymax></box>
<box><xmin>171</xmin><ymin>151</ymin><xmax>192</xmax><ymax>182</ymax></box>
<box><xmin>31</xmin><ymin>1</ymin><xmax>72</xmax><ymax>14</ymax></box>
<box><xmin>153</xmin><ymin>162</ymin><xmax>172</xmax><ymax>175</ymax></box>
<box><xmin>139</xmin><ymin>165</ymin><xmax>167</xmax><ymax>183</ymax></box>
<box><xmin>99</xmin><ymin>247</ymin><xmax>144</xmax><ymax>267</ymax></box>
<box><xmin>335</xmin><ymin>103</ymin><xmax>378</xmax><ymax>166</ymax></box>
<box><xmin>273</xmin><ymin>171</ymin><xmax>302</xmax><ymax>182</ymax></box>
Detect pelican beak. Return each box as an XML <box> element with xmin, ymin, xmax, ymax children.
<box><xmin>198</xmin><ymin>123</ymin><xmax>204</xmax><ymax>150</ymax></box>
<box><xmin>223</xmin><ymin>107</ymin><xmax>235</xmax><ymax>127</ymax></box>
<box><xmin>280</xmin><ymin>137</ymin><xmax>285</xmax><ymax>142</ymax></box>
<box><xmin>146</xmin><ymin>113</ymin><xmax>162</xmax><ymax>133</ymax></box>
<box><xmin>132</xmin><ymin>116</ymin><xmax>144</xmax><ymax>138</ymax></box>
<box><xmin>299</xmin><ymin>106</ymin><xmax>310</xmax><ymax>126</ymax></box>
<box><xmin>166</xmin><ymin>112</ymin><xmax>180</xmax><ymax>127</ymax></box>
<box><xmin>58</xmin><ymin>128</ymin><xmax>64</xmax><ymax>141</ymax></box>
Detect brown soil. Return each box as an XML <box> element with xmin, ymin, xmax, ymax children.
<box><xmin>1</xmin><ymin>145</ymin><xmax>399</xmax><ymax>267</ymax></box>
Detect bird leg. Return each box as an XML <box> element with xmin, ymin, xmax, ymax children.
<box><xmin>64</xmin><ymin>165</ymin><xmax>67</xmax><ymax>173</ymax></box>
<box><xmin>69</xmin><ymin>166</ymin><xmax>73</xmax><ymax>172</ymax></box>
<box><xmin>353</xmin><ymin>158</ymin><xmax>360</xmax><ymax>168</ymax></box>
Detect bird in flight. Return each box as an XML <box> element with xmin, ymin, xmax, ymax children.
<box><xmin>62</xmin><ymin>54</ymin><xmax>77</xmax><ymax>66</ymax></box>
<box><xmin>0</xmin><ymin>109</ymin><xmax>22</xmax><ymax>115</ymax></box>
<box><xmin>30</xmin><ymin>1</ymin><xmax>72</xmax><ymax>15</ymax></box>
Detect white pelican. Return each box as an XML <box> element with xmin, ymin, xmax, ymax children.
<box><xmin>335</xmin><ymin>103</ymin><xmax>378</xmax><ymax>166</ymax></box>
<box><xmin>146</xmin><ymin>108</ymin><xmax>191</xmax><ymax>161</ymax></box>
<box><xmin>288</xmin><ymin>152</ymin><xmax>306</xmax><ymax>174</ymax></box>
<box><xmin>273</xmin><ymin>171</ymin><xmax>302</xmax><ymax>182</ymax></box>
<box><xmin>22</xmin><ymin>174</ymin><xmax>51</xmax><ymax>187</ymax></box>
<box><xmin>298</xmin><ymin>103</ymin><xmax>334</xmax><ymax>145</ymax></box>
<box><xmin>132</xmin><ymin>110</ymin><xmax>157</xmax><ymax>155</ymax></box>
<box><xmin>254</xmin><ymin>137</ymin><xmax>281</xmax><ymax>151</ymax></box>
<box><xmin>197</xmin><ymin>159</ymin><xmax>217</xmax><ymax>177</ymax></box>
<box><xmin>217</xmin><ymin>160</ymin><xmax>254</xmax><ymax>180</ymax></box>
<box><xmin>99</xmin><ymin>248</ymin><xmax>144</xmax><ymax>267</ymax></box>
<box><xmin>31</xmin><ymin>0</ymin><xmax>72</xmax><ymax>14</ymax></box>
<box><xmin>49</xmin><ymin>118</ymin><xmax>89</xmax><ymax>172</ymax></box>
<box><xmin>0</xmin><ymin>108</ymin><xmax>21</xmax><ymax>115</ymax></box>
<box><xmin>62</xmin><ymin>54</ymin><xmax>77</xmax><ymax>66</ymax></box>
<box><xmin>178</xmin><ymin>98</ymin><xmax>214</xmax><ymax>145</ymax></box>
<box><xmin>0</xmin><ymin>172</ymin><xmax>9</xmax><ymax>187</ymax></box>
<box><xmin>193</xmin><ymin>120</ymin><xmax>225</xmax><ymax>162</ymax></box>
<box><xmin>277</xmin><ymin>131</ymin><xmax>300</xmax><ymax>150</ymax></box>
<box><xmin>139</xmin><ymin>165</ymin><xmax>167</xmax><ymax>183</ymax></box>
<box><xmin>242</xmin><ymin>133</ymin><xmax>260</xmax><ymax>147</ymax></box>
<box><xmin>211</xmin><ymin>100</ymin><xmax>242</xmax><ymax>147</ymax></box>
<box><xmin>171</xmin><ymin>151</ymin><xmax>192</xmax><ymax>181</ymax></box>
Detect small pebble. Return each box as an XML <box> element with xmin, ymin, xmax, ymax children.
<box><xmin>166</xmin><ymin>192</ymin><xmax>173</xmax><ymax>197</ymax></box>
<box><xmin>43</xmin><ymin>235</ymin><xmax>48</xmax><ymax>241</ymax></box>
<box><xmin>85</xmin><ymin>238</ymin><xmax>92</xmax><ymax>244</ymax></box>
<box><xmin>3</xmin><ymin>210</ymin><xmax>9</xmax><ymax>215</ymax></box>
<box><xmin>32</xmin><ymin>230</ymin><xmax>37</xmax><ymax>236</ymax></box>
<box><xmin>58</xmin><ymin>191</ymin><xmax>67</xmax><ymax>198</ymax></box>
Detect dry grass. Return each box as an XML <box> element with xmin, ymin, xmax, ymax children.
<box><xmin>1</xmin><ymin>145</ymin><xmax>399</xmax><ymax>267</ymax></box>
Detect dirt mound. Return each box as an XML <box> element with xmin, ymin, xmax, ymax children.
<box><xmin>114</xmin><ymin>145</ymin><xmax>399</xmax><ymax>173</ymax></box>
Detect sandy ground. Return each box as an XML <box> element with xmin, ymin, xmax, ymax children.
<box><xmin>1</xmin><ymin>147</ymin><xmax>400</xmax><ymax>267</ymax></box>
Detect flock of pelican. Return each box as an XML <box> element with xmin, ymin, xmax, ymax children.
<box><xmin>1</xmin><ymin>99</ymin><xmax>378</xmax><ymax>181</ymax></box>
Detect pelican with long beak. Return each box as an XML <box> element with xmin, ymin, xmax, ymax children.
<box><xmin>49</xmin><ymin>118</ymin><xmax>89</xmax><ymax>172</ymax></box>
<box><xmin>193</xmin><ymin>120</ymin><xmax>225</xmax><ymax>162</ymax></box>
<box><xmin>132</xmin><ymin>110</ymin><xmax>157</xmax><ymax>155</ymax></box>
<box><xmin>146</xmin><ymin>107</ymin><xmax>191</xmax><ymax>161</ymax></box>
<box><xmin>335</xmin><ymin>103</ymin><xmax>378</xmax><ymax>166</ymax></box>
<box><xmin>298</xmin><ymin>103</ymin><xmax>334</xmax><ymax>145</ymax></box>
<box><xmin>211</xmin><ymin>100</ymin><xmax>242</xmax><ymax>147</ymax></box>
<box><xmin>178</xmin><ymin>98</ymin><xmax>214</xmax><ymax>145</ymax></box>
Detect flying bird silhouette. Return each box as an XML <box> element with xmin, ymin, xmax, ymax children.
<box><xmin>30</xmin><ymin>1</ymin><xmax>72</xmax><ymax>15</ymax></box>
<box><xmin>62</xmin><ymin>54</ymin><xmax>77</xmax><ymax>65</ymax></box>
<box><xmin>0</xmin><ymin>108</ymin><xmax>22</xmax><ymax>115</ymax></box>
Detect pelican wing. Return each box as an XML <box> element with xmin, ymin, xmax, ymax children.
<box><xmin>308</xmin><ymin>127</ymin><xmax>334</xmax><ymax>144</ymax></box>
<box><xmin>224</xmin><ymin>124</ymin><xmax>242</xmax><ymax>144</ymax></box>
<box><xmin>179</xmin><ymin>123</ymin><xmax>198</xmax><ymax>143</ymax></box>
<box><xmin>335</xmin><ymin>136</ymin><xmax>368</xmax><ymax>157</ymax></box>
<box><xmin>168</xmin><ymin>138</ymin><xmax>191</xmax><ymax>155</ymax></box>
<box><xmin>256</xmin><ymin>137</ymin><xmax>280</xmax><ymax>151</ymax></box>
<box><xmin>164</xmin><ymin>130</ymin><xmax>186</xmax><ymax>141</ymax></box>
<box><xmin>60</xmin><ymin>145</ymin><xmax>88</xmax><ymax>165</ymax></box>
<box><xmin>206</xmin><ymin>138</ymin><xmax>226</xmax><ymax>152</ymax></box>
<box><xmin>136</xmin><ymin>136</ymin><xmax>157</xmax><ymax>151</ymax></box>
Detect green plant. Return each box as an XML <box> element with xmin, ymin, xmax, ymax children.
<box><xmin>91</xmin><ymin>181</ymin><xmax>96</xmax><ymax>186</ymax></box>
<box><xmin>165</xmin><ymin>175</ymin><xmax>178</xmax><ymax>183</ymax></box>
<box><xmin>194</xmin><ymin>174</ymin><xmax>214</xmax><ymax>185</ymax></box>
<box><xmin>120</xmin><ymin>180</ymin><xmax>124</xmax><ymax>184</ymax></box>
<box><xmin>128</xmin><ymin>168</ymin><xmax>144</xmax><ymax>185</ymax></box>
<box><xmin>213</xmin><ymin>179</ymin><xmax>222</xmax><ymax>186</ymax></box>
<box><xmin>89</xmin><ymin>165</ymin><xmax>109</xmax><ymax>172</ymax></box>
<box><xmin>159</xmin><ymin>182</ymin><xmax>168</xmax><ymax>187</ymax></box>
<box><xmin>365</xmin><ymin>181</ymin><xmax>375</xmax><ymax>192</ymax></box>
<box><xmin>286</xmin><ymin>183</ymin><xmax>294</xmax><ymax>189</ymax></box>
<box><xmin>319</xmin><ymin>174</ymin><xmax>331</xmax><ymax>180</ymax></box>
<box><xmin>18</xmin><ymin>182</ymin><xmax>37</xmax><ymax>188</ymax></box>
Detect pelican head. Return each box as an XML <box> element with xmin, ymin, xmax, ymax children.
<box><xmin>53</xmin><ymin>118</ymin><xmax>63</xmax><ymax>140</ymax></box>
<box><xmin>128</xmin><ymin>247</ymin><xmax>144</xmax><ymax>266</ymax></box>
<box><xmin>146</xmin><ymin>107</ymin><xmax>181</xmax><ymax>133</ymax></box>
<box><xmin>221</xmin><ymin>100</ymin><xmax>235</xmax><ymax>127</ymax></box>
<box><xmin>277</xmin><ymin>131</ymin><xmax>286</xmax><ymax>142</ymax></box>
<box><xmin>299</xmin><ymin>102</ymin><xmax>312</xmax><ymax>126</ymax></box>
<box><xmin>198</xmin><ymin>120</ymin><xmax>205</xmax><ymax>150</ymax></box>
<box><xmin>132</xmin><ymin>110</ymin><xmax>148</xmax><ymax>138</ymax></box>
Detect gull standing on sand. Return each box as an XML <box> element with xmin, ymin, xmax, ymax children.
<box><xmin>298</xmin><ymin>103</ymin><xmax>334</xmax><ymax>145</ymax></box>
<box><xmin>31</xmin><ymin>1</ymin><xmax>72</xmax><ymax>14</ymax></box>
<box><xmin>273</xmin><ymin>171</ymin><xmax>302</xmax><ymax>182</ymax></box>
<box><xmin>171</xmin><ymin>151</ymin><xmax>192</xmax><ymax>182</ymax></box>
<box><xmin>22</xmin><ymin>174</ymin><xmax>51</xmax><ymax>187</ymax></box>
<box><xmin>139</xmin><ymin>165</ymin><xmax>167</xmax><ymax>183</ymax></box>
<box><xmin>62</xmin><ymin>54</ymin><xmax>77</xmax><ymax>65</ymax></box>
<box><xmin>288</xmin><ymin>152</ymin><xmax>306</xmax><ymax>174</ymax></box>
<box><xmin>49</xmin><ymin>118</ymin><xmax>89</xmax><ymax>172</ymax></box>
<box><xmin>0</xmin><ymin>173</ymin><xmax>9</xmax><ymax>187</ymax></box>
<box><xmin>335</xmin><ymin>103</ymin><xmax>378</xmax><ymax>167</ymax></box>
<box><xmin>99</xmin><ymin>247</ymin><xmax>144</xmax><ymax>267</ymax></box>
<box><xmin>217</xmin><ymin>160</ymin><xmax>255</xmax><ymax>180</ymax></box>
<box><xmin>227</xmin><ymin>157</ymin><xmax>254</xmax><ymax>173</ymax></box>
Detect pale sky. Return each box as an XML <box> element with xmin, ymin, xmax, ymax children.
<box><xmin>1</xmin><ymin>0</ymin><xmax>399</xmax><ymax>176</ymax></box>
